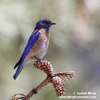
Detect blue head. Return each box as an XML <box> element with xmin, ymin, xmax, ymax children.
<box><xmin>34</xmin><ymin>19</ymin><xmax>56</xmax><ymax>32</ymax></box>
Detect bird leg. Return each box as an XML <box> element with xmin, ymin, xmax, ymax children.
<box><xmin>34</xmin><ymin>56</ymin><xmax>41</xmax><ymax>61</ymax></box>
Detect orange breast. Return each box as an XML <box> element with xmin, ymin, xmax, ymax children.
<box><xmin>31</xmin><ymin>29</ymin><xmax>49</xmax><ymax>54</ymax></box>
<box><xmin>39</xmin><ymin>29</ymin><xmax>49</xmax><ymax>40</ymax></box>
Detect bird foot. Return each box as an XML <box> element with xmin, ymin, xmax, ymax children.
<box><xmin>34</xmin><ymin>56</ymin><xmax>41</xmax><ymax>61</ymax></box>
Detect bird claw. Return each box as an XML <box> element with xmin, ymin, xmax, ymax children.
<box><xmin>34</xmin><ymin>56</ymin><xmax>41</xmax><ymax>61</ymax></box>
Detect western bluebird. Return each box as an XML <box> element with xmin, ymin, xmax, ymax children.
<box><xmin>13</xmin><ymin>19</ymin><xmax>56</xmax><ymax>80</ymax></box>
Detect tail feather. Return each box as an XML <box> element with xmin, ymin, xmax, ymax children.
<box><xmin>13</xmin><ymin>66</ymin><xmax>23</xmax><ymax>80</ymax></box>
<box><xmin>14</xmin><ymin>55</ymin><xmax>23</xmax><ymax>69</ymax></box>
<box><xmin>14</xmin><ymin>61</ymin><xmax>20</xmax><ymax>69</ymax></box>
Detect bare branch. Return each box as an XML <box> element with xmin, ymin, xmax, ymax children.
<box><xmin>9</xmin><ymin>60</ymin><xmax>75</xmax><ymax>100</ymax></box>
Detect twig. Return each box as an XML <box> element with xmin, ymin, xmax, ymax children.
<box><xmin>10</xmin><ymin>59</ymin><xmax>75</xmax><ymax>100</ymax></box>
<box><xmin>26</xmin><ymin>76</ymin><xmax>51</xmax><ymax>100</ymax></box>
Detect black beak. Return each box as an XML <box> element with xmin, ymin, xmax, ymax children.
<box><xmin>51</xmin><ymin>23</ymin><xmax>56</xmax><ymax>25</ymax></box>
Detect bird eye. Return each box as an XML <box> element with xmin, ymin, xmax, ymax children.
<box><xmin>44</xmin><ymin>21</ymin><xmax>49</xmax><ymax>25</ymax></box>
<box><xmin>40</xmin><ymin>21</ymin><xmax>50</xmax><ymax>26</ymax></box>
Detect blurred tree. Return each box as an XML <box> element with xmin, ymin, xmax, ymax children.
<box><xmin>0</xmin><ymin>0</ymin><xmax>100</xmax><ymax>100</ymax></box>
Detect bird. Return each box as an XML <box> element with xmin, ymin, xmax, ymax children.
<box><xmin>13</xmin><ymin>19</ymin><xmax>56</xmax><ymax>80</ymax></box>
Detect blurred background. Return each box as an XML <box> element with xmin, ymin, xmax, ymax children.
<box><xmin>0</xmin><ymin>0</ymin><xmax>100</xmax><ymax>100</ymax></box>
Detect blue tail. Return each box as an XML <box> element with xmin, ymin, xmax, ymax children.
<box><xmin>13</xmin><ymin>66</ymin><xmax>23</xmax><ymax>80</ymax></box>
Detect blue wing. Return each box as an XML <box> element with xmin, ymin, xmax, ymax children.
<box><xmin>21</xmin><ymin>30</ymin><xmax>39</xmax><ymax>63</ymax></box>
<box><xmin>13</xmin><ymin>29</ymin><xmax>40</xmax><ymax>80</ymax></box>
